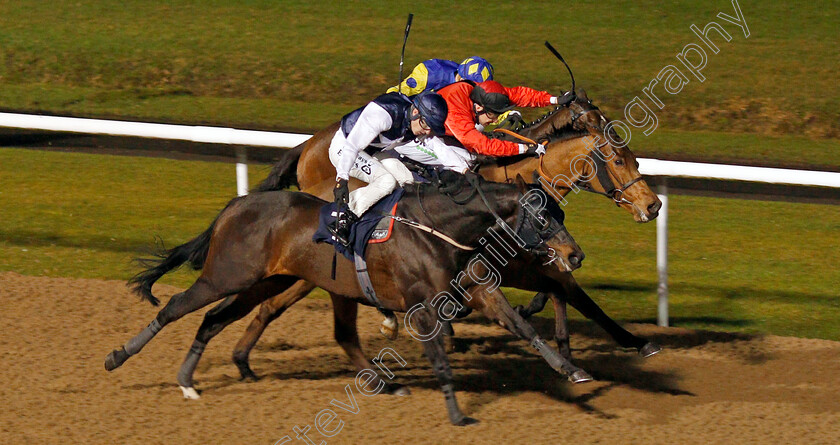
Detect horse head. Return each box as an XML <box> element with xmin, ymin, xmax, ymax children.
<box><xmin>511</xmin><ymin>175</ymin><xmax>585</xmax><ymax>272</ymax></box>
<box><xmin>533</xmin><ymin>90</ymin><xmax>662</xmax><ymax>223</ymax></box>
<box><xmin>429</xmin><ymin>174</ymin><xmax>585</xmax><ymax>272</ymax></box>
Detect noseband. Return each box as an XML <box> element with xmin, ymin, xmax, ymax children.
<box><xmin>536</xmin><ymin>105</ymin><xmax>646</xmax><ymax>207</ymax></box>
<box><xmin>513</xmin><ymin>190</ymin><xmax>566</xmax><ymax>262</ymax></box>
<box><xmin>452</xmin><ymin>174</ymin><xmax>567</xmax><ymax>260</ymax></box>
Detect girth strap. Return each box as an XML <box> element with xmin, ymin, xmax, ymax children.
<box><xmin>353</xmin><ymin>253</ymin><xmax>385</xmax><ymax>309</ymax></box>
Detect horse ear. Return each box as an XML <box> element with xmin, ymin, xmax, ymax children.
<box><xmin>576</xmin><ymin>88</ymin><xmax>589</xmax><ymax>101</ymax></box>
<box><xmin>514</xmin><ymin>174</ymin><xmax>529</xmax><ymax>193</ymax></box>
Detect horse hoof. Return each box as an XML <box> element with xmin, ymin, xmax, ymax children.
<box><xmin>569</xmin><ymin>370</ymin><xmax>594</xmax><ymax>384</ymax></box>
<box><xmin>240</xmin><ymin>371</ymin><xmax>260</xmax><ymax>382</ymax></box>
<box><xmin>179</xmin><ymin>386</ymin><xmax>201</xmax><ymax>400</ymax></box>
<box><xmin>104</xmin><ymin>347</ymin><xmax>129</xmax><ymax>371</ymax></box>
<box><xmin>385</xmin><ymin>384</ymin><xmax>411</xmax><ymax>397</ymax></box>
<box><xmin>639</xmin><ymin>342</ymin><xmax>662</xmax><ymax>358</ymax></box>
<box><xmin>514</xmin><ymin>305</ymin><xmax>531</xmax><ymax>319</ymax></box>
<box><xmin>380</xmin><ymin>323</ymin><xmax>399</xmax><ymax>341</ymax></box>
<box><xmin>453</xmin><ymin>416</ymin><xmax>479</xmax><ymax>426</ymax></box>
<box><xmin>237</xmin><ymin>366</ymin><xmax>260</xmax><ymax>382</ymax></box>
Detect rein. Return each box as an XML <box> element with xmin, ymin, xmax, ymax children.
<box><xmin>380</xmin><ymin>213</ymin><xmax>476</xmax><ymax>251</ymax></box>
<box><xmin>491</xmin><ymin>128</ymin><xmax>543</xmax><ymax>184</ymax></box>
<box><xmin>492</xmin><ymin>126</ymin><xmax>644</xmax><ymax>206</ymax></box>
<box><xmin>535</xmin><ymin>140</ymin><xmax>644</xmax><ymax>207</ymax></box>
<box><xmin>464</xmin><ymin>174</ymin><xmax>561</xmax><ymax>259</ymax></box>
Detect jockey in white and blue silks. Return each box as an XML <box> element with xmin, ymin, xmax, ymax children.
<box><xmin>329</xmin><ymin>91</ymin><xmax>473</xmax><ymax>245</ymax></box>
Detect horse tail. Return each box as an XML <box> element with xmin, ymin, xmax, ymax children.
<box><xmin>252</xmin><ymin>141</ymin><xmax>305</xmax><ymax>192</ymax></box>
<box><xmin>128</xmin><ymin>197</ymin><xmax>242</xmax><ymax>306</ymax></box>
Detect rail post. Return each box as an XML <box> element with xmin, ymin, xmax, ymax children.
<box><xmin>236</xmin><ymin>147</ymin><xmax>248</xmax><ymax>196</ymax></box>
<box><xmin>656</xmin><ymin>181</ymin><xmax>669</xmax><ymax>327</ymax></box>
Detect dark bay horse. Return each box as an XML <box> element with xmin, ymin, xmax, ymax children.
<box><xmin>231</xmin><ymin>92</ymin><xmax>662</xmax><ymax>372</ymax></box>
<box><xmin>105</xmin><ymin>178</ymin><xmax>588</xmax><ymax>425</ymax></box>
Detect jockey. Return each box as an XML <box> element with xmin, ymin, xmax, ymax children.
<box><xmin>329</xmin><ymin>91</ymin><xmax>470</xmax><ymax>245</ymax></box>
<box><xmin>436</xmin><ymin>80</ymin><xmax>576</xmax><ymax>157</ymax></box>
<box><xmin>386</xmin><ymin>56</ymin><xmax>494</xmax><ymax>96</ymax></box>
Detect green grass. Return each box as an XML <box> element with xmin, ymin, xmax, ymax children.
<box><xmin>1</xmin><ymin>1</ymin><xmax>839</xmax><ymax>141</ymax></box>
<box><xmin>631</xmin><ymin>129</ymin><xmax>840</xmax><ymax>169</ymax></box>
<box><xmin>2</xmin><ymin>148</ymin><xmax>838</xmax><ymax>340</ymax></box>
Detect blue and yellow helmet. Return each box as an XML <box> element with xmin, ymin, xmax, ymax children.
<box><xmin>457</xmin><ymin>56</ymin><xmax>494</xmax><ymax>83</ymax></box>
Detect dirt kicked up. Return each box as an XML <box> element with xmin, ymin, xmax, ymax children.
<box><xmin>1</xmin><ymin>271</ymin><xmax>838</xmax><ymax>444</ymax></box>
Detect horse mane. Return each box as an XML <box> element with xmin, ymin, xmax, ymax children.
<box><xmin>402</xmin><ymin>174</ymin><xmax>515</xmax><ymax>201</ymax></box>
<box><xmin>519</xmin><ymin>105</ymin><xmax>578</xmax><ymax>142</ymax></box>
<box><xmin>485</xmin><ymin>103</ymin><xmax>592</xmax><ymax>168</ymax></box>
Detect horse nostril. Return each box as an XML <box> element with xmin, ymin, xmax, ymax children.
<box><xmin>648</xmin><ymin>200</ymin><xmax>662</xmax><ymax>215</ymax></box>
<box><xmin>569</xmin><ymin>252</ymin><xmax>585</xmax><ymax>267</ymax></box>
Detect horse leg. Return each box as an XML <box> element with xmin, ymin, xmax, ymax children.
<box><xmin>177</xmin><ymin>275</ymin><xmax>298</xmax><ymax>399</ymax></box>
<box><xmin>105</xmin><ymin>276</ymin><xmax>249</xmax><ymax>371</ymax></box>
<box><xmin>231</xmin><ymin>280</ymin><xmax>316</xmax><ymax>380</ymax></box>
<box><xmin>514</xmin><ymin>292</ymin><xmax>551</xmax><ymax>319</ymax></box>
<box><xmin>559</xmin><ymin>275</ymin><xmax>661</xmax><ymax>357</ymax></box>
<box><xmin>439</xmin><ymin>320</ymin><xmax>457</xmax><ymax>353</ymax></box>
<box><xmin>330</xmin><ymin>294</ymin><xmax>409</xmax><ymax>396</ymax></box>
<box><xmin>547</xmin><ymin>292</ymin><xmax>572</xmax><ymax>359</ymax></box>
<box><xmin>408</xmin><ymin>302</ymin><xmax>476</xmax><ymax>426</ymax></box>
<box><xmin>468</xmin><ymin>286</ymin><xmax>593</xmax><ymax>383</ymax></box>
<box><xmin>378</xmin><ymin>308</ymin><xmax>400</xmax><ymax>341</ymax></box>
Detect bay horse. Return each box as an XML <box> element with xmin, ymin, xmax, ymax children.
<box><xmin>105</xmin><ymin>177</ymin><xmax>587</xmax><ymax>425</ymax></box>
<box><xmin>230</xmin><ymin>91</ymin><xmax>662</xmax><ymax>375</ymax></box>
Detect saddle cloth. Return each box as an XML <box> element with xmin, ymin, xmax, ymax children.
<box><xmin>312</xmin><ymin>188</ymin><xmax>405</xmax><ymax>261</ymax></box>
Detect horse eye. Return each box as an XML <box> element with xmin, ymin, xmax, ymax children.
<box><xmin>539</xmin><ymin>213</ymin><xmax>551</xmax><ymax>228</ymax></box>
<box><xmin>615</xmin><ymin>158</ymin><xmax>625</xmax><ymax>166</ymax></box>
<box><xmin>554</xmin><ymin>209</ymin><xmax>565</xmax><ymax>225</ymax></box>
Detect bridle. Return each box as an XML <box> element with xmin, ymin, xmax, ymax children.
<box><xmin>568</xmin><ymin>100</ymin><xmax>602</xmax><ymax>127</ymax></box>
<box><xmin>494</xmin><ymin>124</ymin><xmax>646</xmax><ymax>207</ymax></box>
<box><xmin>536</xmin><ymin>138</ymin><xmax>645</xmax><ymax>207</ymax></box>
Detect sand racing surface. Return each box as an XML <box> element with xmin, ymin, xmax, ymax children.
<box><xmin>1</xmin><ymin>271</ymin><xmax>839</xmax><ymax>444</ymax></box>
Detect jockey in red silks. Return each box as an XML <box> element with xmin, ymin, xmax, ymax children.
<box><xmin>437</xmin><ymin>80</ymin><xmax>576</xmax><ymax>158</ymax></box>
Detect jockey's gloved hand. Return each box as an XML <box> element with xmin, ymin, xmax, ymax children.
<box><xmin>495</xmin><ymin>110</ymin><xmax>525</xmax><ymax>131</ymax></box>
<box><xmin>334</xmin><ymin>178</ymin><xmax>349</xmax><ymax>205</ymax></box>
<box><xmin>524</xmin><ymin>143</ymin><xmax>546</xmax><ymax>157</ymax></box>
<box><xmin>463</xmin><ymin>169</ymin><xmax>481</xmax><ymax>185</ymax></box>
<box><xmin>551</xmin><ymin>91</ymin><xmax>577</xmax><ymax>107</ymax></box>
<box><xmin>438</xmin><ymin>169</ymin><xmax>461</xmax><ymax>184</ymax></box>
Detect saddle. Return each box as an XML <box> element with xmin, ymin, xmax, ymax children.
<box><xmin>311</xmin><ymin>171</ymin><xmax>472</xmax><ymax>312</ymax></box>
<box><xmin>312</xmin><ymin>188</ymin><xmax>404</xmax><ymax>261</ymax></box>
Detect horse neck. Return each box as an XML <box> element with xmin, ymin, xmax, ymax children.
<box><xmin>408</xmin><ymin>183</ymin><xmax>520</xmax><ymax>245</ymax></box>
<box><xmin>485</xmin><ymin>134</ymin><xmax>595</xmax><ymax>190</ymax></box>
<box><xmin>534</xmin><ymin>135</ymin><xmax>598</xmax><ymax>196</ymax></box>
<box><xmin>520</xmin><ymin>107</ymin><xmax>574</xmax><ymax>142</ymax></box>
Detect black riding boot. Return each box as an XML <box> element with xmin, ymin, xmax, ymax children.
<box><xmin>330</xmin><ymin>209</ymin><xmax>359</xmax><ymax>247</ymax></box>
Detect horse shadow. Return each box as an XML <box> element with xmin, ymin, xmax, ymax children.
<box><xmin>135</xmin><ymin>310</ymin><xmax>777</xmax><ymax>419</ymax></box>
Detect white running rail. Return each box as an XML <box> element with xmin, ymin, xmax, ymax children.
<box><xmin>3</xmin><ymin>112</ymin><xmax>840</xmax><ymax>326</ymax></box>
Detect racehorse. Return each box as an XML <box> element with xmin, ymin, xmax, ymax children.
<box><xmin>230</xmin><ymin>91</ymin><xmax>662</xmax><ymax>373</ymax></box>
<box><xmin>106</xmin><ymin>177</ymin><xmax>587</xmax><ymax>425</ymax></box>
<box><xmin>262</xmin><ymin>91</ymin><xmax>661</xmax><ymax>223</ymax></box>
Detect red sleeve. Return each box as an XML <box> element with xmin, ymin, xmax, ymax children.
<box><xmin>504</xmin><ymin>86</ymin><xmax>553</xmax><ymax>107</ymax></box>
<box><xmin>446</xmin><ymin>112</ymin><xmax>522</xmax><ymax>156</ymax></box>
<box><xmin>440</xmin><ymin>83</ymin><xmax>522</xmax><ymax>157</ymax></box>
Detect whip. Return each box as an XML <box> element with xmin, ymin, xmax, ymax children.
<box><xmin>398</xmin><ymin>13</ymin><xmax>414</xmax><ymax>95</ymax></box>
<box><xmin>544</xmin><ymin>41</ymin><xmax>575</xmax><ymax>94</ymax></box>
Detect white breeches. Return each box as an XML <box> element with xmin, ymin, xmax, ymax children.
<box><xmin>328</xmin><ymin>130</ymin><xmax>414</xmax><ymax>216</ymax></box>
